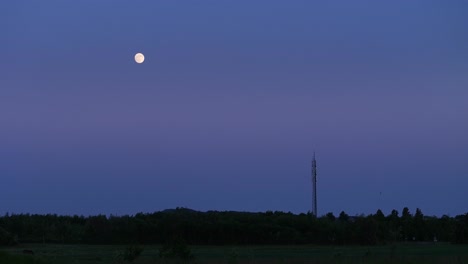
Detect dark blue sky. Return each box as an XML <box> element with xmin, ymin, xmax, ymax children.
<box><xmin>1</xmin><ymin>1</ymin><xmax>467</xmax><ymax>216</ymax></box>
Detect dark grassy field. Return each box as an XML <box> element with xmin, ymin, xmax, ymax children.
<box><xmin>1</xmin><ymin>243</ymin><xmax>468</xmax><ymax>264</ymax></box>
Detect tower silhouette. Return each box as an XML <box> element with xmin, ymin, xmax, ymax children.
<box><xmin>312</xmin><ymin>152</ymin><xmax>317</xmax><ymax>217</ymax></box>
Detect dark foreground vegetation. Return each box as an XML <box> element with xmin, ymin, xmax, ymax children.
<box><xmin>1</xmin><ymin>207</ymin><xmax>467</xmax><ymax>246</ymax></box>
<box><xmin>1</xmin><ymin>243</ymin><xmax>468</xmax><ymax>264</ymax></box>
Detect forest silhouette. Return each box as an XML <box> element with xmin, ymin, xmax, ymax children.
<box><xmin>1</xmin><ymin>208</ymin><xmax>467</xmax><ymax>246</ymax></box>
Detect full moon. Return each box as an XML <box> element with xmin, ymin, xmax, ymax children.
<box><xmin>134</xmin><ymin>53</ymin><xmax>145</xmax><ymax>64</ymax></box>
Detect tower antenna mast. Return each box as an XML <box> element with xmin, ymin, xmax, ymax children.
<box><xmin>312</xmin><ymin>152</ymin><xmax>318</xmax><ymax>217</ymax></box>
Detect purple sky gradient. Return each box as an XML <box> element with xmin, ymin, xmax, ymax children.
<box><xmin>1</xmin><ymin>1</ymin><xmax>467</xmax><ymax>216</ymax></box>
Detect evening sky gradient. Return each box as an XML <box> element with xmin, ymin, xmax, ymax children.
<box><xmin>1</xmin><ymin>1</ymin><xmax>467</xmax><ymax>216</ymax></box>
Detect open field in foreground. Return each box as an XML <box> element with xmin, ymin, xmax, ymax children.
<box><xmin>1</xmin><ymin>243</ymin><xmax>468</xmax><ymax>264</ymax></box>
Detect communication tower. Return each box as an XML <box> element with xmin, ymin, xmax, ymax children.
<box><xmin>312</xmin><ymin>152</ymin><xmax>317</xmax><ymax>217</ymax></box>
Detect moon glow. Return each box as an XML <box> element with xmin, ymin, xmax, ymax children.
<box><xmin>134</xmin><ymin>53</ymin><xmax>145</xmax><ymax>64</ymax></box>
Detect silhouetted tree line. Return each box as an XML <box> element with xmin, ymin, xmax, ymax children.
<box><xmin>0</xmin><ymin>208</ymin><xmax>467</xmax><ymax>246</ymax></box>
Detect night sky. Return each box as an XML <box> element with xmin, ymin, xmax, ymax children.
<box><xmin>2</xmin><ymin>1</ymin><xmax>467</xmax><ymax>217</ymax></box>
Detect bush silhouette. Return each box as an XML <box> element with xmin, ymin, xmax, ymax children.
<box><xmin>159</xmin><ymin>238</ymin><xmax>194</xmax><ymax>261</ymax></box>
<box><xmin>115</xmin><ymin>245</ymin><xmax>143</xmax><ymax>262</ymax></box>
